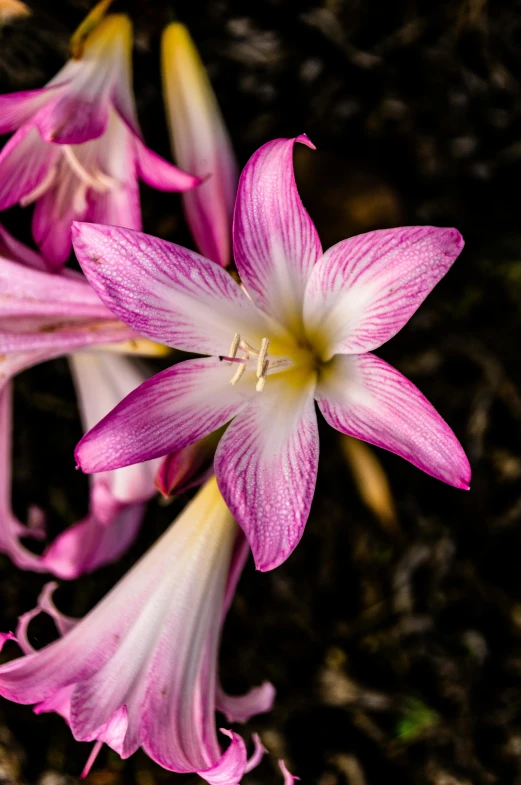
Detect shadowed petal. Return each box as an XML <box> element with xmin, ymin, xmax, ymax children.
<box><xmin>72</xmin><ymin>223</ymin><xmax>270</xmax><ymax>355</ymax></box>
<box><xmin>216</xmin><ymin>683</ymin><xmax>275</xmax><ymax>724</ymax></box>
<box><xmin>304</xmin><ymin>226</ymin><xmax>464</xmax><ymax>359</ymax></box>
<box><xmin>316</xmin><ymin>353</ymin><xmax>471</xmax><ymax>489</ymax></box>
<box><xmin>133</xmin><ymin>135</ymin><xmax>202</xmax><ymax>192</ymax></box>
<box><xmin>215</xmin><ymin>368</ymin><xmax>319</xmax><ymax>571</ymax></box>
<box><xmin>233</xmin><ymin>136</ymin><xmax>322</xmax><ymax>333</ymax></box>
<box><xmin>33</xmin><ymin>90</ymin><xmax>110</xmax><ymax>145</ymax></box>
<box><xmin>39</xmin><ymin>504</ymin><xmax>144</xmax><ymax>580</ymax></box>
<box><xmin>75</xmin><ymin>357</ymin><xmax>254</xmax><ymax>473</ymax></box>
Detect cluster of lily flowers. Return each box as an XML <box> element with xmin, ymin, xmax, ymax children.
<box><xmin>0</xmin><ymin>3</ymin><xmax>472</xmax><ymax>782</ymax></box>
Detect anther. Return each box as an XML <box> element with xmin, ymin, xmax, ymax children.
<box><xmin>255</xmin><ymin>360</ymin><xmax>269</xmax><ymax>393</ymax></box>
<box><xmin>228</xmin><ymin>333</ymin><xmax>240</xmax><ymax>361</ymax></box>
<box><xmin>256</xmin><ymin>338</ymin><xmax>270</xmax><ymax>378</ymax></box>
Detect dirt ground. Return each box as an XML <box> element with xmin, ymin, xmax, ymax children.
<box><xmin>2</xmin><ymin>1</ymin><xmax>521</xmax><ymax>783</ymax></box>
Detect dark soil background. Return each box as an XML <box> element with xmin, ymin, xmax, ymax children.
<box><xmin>2</xmin><ymin>1</ymin><xmax>521</xmax><ymax>783</ymax></box>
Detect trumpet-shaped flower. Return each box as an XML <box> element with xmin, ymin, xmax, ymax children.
<box><xmin>0</xmin><ymin>14</ymin><xmax>200</xmax><ymax>267</ymax></box>
<box><xmin>72</xmin><ymin>135</ymin><xmax>471</xmax><ymax>572</ymax></box>
<box><xmin>161</xmin><ymin>22</ymin><xmax>238</xmax><ymax>267</ymax></box>
<box><xmin>0</xmin><ymin>226</ymin><xmax>160</xmax><ymax>577</ymax></box>
<box><xmin>0</xmin><ymin>477</ymin><xmax>275</xmax><ymax>781</ymax></box>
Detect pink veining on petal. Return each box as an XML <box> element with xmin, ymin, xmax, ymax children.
<box><xmin>316</xmin><ymin>352</ymin><xmax>471</xmax><ymax>489</ymax></box>
<box><xmin>75</xmin><ymin>357</ymin><xmax>253</xmax><ymax>473</ymax></box>
<box><xmin>0</xmin><ymin>480</ymin><xmax>273</xmax><ymax>780</ymax></box>
<box><xmin>233</xmin><ymin>135</ymin><xmax>322</xmax><ymax>333</ymax></box>
<box><xmin>304</xmin><ymin>226</ymin><xmax>464</xmax><ymax>359</ymax></box>
<box><xmin>71</xmin><ymin>222</ymin><xmax>269</xmax><ymax>356</ymax></box>
<box><xmin>215</xmin><ymin>369</ymin><xmax>319</xmax><ymax>572</ymax></box>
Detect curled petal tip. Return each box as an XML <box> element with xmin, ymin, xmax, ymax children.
<box><xmin>295</xmin><ymin>133</ymin><xmax>316</xmax><ymax>150</ymax></box>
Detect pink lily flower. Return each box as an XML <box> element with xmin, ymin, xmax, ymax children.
<box><xmin>72</xmin><ymin>135</ymin><xmax>471</xmax><ymax>572</ymax></box>
<box><xmin>0</xmin><ymin>477</ymin><xmax>275</xmax><ymax>781</ymax></box>
<box><xmin>0</xmin><ymin>226</ymin><xmax>160</xmax><ymax>577</ymax></box>
<box><xmin>0</xmin><ymin>13</ymin><xmax>200</xmax><ymax>268</ymax></box>
<box><xmin>161</xmin><ymin>22</ymin><xmax>238</xmax><ymax>267</ymax></box>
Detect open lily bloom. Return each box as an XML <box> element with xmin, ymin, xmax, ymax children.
<box><xmin>0</xmin><ymin>227</ymin><xmax>160</xmax><ymax>577</ymax></box>
<box><xmin>0</xmin><ymin>13</ymin><xmax>200</xmax><ymax>267</ymax></box>
<box><xmin>0</xmin><ymin>478</ymin><xmax>275</xmax><ymax>782</ymax></box>
<box><xmin>72</xmin><ymin>135</ymin><xmax>471</xmax><ymax>572</ymax></box>
<box><xmin>161</xmin><ymin>22</ymin><xmax>238</xmax><ymax>267</ymax></box>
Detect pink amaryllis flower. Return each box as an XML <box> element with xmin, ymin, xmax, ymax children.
<box><xmin>0</xmin><ymin>225</ymin><xmax>161</xmax><ymax>577</ymax></box>
<box><xmin>161</xmin><ymin>22</ymin><xmax>238</xmax><ymax>267</ymax></box>
<box><xmin>72</xmin><ymin>135</ymin><xmax>471</xmax><ymax>572</ymax></box>
<box><xmin>0</xmin><ymin>13</ymin><xmax>200</xmax><ymax>268</ymax></box>
<box><xmin>0</xmin><ymin>477</ymin><xmax>275</xmax><ymax>782</ymax></box>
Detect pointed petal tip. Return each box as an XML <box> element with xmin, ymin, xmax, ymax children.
<box><xmin>295</xmin><ymin>133</ymin><xmax>315</xmax><ymax>150</ymax></box>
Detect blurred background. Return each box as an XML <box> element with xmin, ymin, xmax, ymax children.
<box><xmin>2</xmin><ymin>1</ymin><xmax>521</xmax><ymax>783</ymax></box>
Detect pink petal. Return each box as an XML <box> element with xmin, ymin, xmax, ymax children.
<box><xmin>215</xmin><ymin>369</ymin><xmax>319</xmax><ymax>571</ymax></box>
<box><xmin>133</xmin><ymin>134</ymin><xmax>202</xmax><ymax>192</ymax></box>
<box><xmin>316</xmin><ymin>352</ymin><xmax>471</xmax><ymax>489</ymax></box>
<box><xmin>233</xmin><ymin>135</ymin><xmax>322</xmax><ymax>333</ymax></box>
<box><xmin>304</xmin><ymin>226</ymin><xmax>464</xmax><ymax>359</ymax></box>
<box><xmin>0</xmin><ymin>124</ymin><xmax>59</xmax><ymax>211</ymax></box>
<box><xmin>31</xmin><ymin>177</ymin><xmax>82</xmax><ymax>268</ymax></box>
<box><xmin>33</xmin><ymin>91</ymin><xmax>110</xmax><ymax>144</ymax></box>
<box><xmin>156</xmin><ymin>434</ymin><xmax>220</xmax><ymax>497</ymax></box>
<box><xmin>0</xmin><ymin>254</ymin><xmax>110</xmax><ymax>320</ymax></box>
<box><xmin>0</xmin><ymin>85</ymin><xmax>62</xmax><ymax>135</ymax></box>
<box><xmin>75</xmin><ymin>357</ymin><xmax>254</xmax><ymax>473</ymax></box>
<box><xmin>198</xmin><ymin>730</ymin><xmax>249</xmax><ymax>785</ymax></box>
<box><xmin>161</xmin><ymin>22</ymin><xmax>239</xmax><ymax>266</ymax></box>
<box><xmin>216</xmin><ymin>682</ymin><xmax>275</xmax><ymax>724</ymax></box>
<box><xmin>0</xmin><ymin>317</ymin><xmax>135</xmax><ymax>353</ymax></box>
<box><xmin>279</xmin><ymin>760</ymin><xmax>300</xmax><ymax>784</ymax></box>
<box><xmin>71</xmin><ymin>222</ymin><xmax>270</xmax><ymax>355</ymax></box>
<box><xmin>40</xmin><ymin>504</ymin><xmax>144</xmax><ymax>580</ymax></box>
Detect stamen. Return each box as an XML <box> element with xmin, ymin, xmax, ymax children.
<box><xmin>264</xmin><ymin>358</ymin><xmax>292</xmax><ymax>370</ymax></box>
<box><xmin>256</xmin><ymin>337</ymin><xmax>270</xmax><ymax>378</ymax></box>
<box><xmin>255</xmin><ymin>359</ymin><xmax>269</xmax><ymax>392</ymax></box>
<box><xmin>230</xmin><ymin>363</ymin><xmax>247</xmax><ymax>385</ymax></box>
<box><xmin>20</xmin><ymin>166</ymin><xmax>57</xmax><ymax>206</ymax></box>
<box><xmin>228</xmin><ymin>332</ymin><xmax>240</xmax><ymax>360</ymax></box>
<box><xmin>240</xmin><ymin>339</ymin><xmax>258</xmax><ymax>356</ymax></box>
<box><xmin>62</xmin><ymin>146</ymin><xmax>117</xmax><ymax>192</ymax></box>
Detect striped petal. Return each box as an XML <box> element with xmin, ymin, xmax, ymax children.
<box><xmin>304</xmin><ymin>226</ymin><xmax>464</xmax><ymax>360</ymax></box>
<box><xmin>75</xmin><ymin>357</ymin><xmax>254</xmax><ymax>473</ymax></box>
<box><xmin>72</xmin><ymin>222</ymin><xmax>270</xmax><ymax>356</ymax></box>
<box><xmin>215</xmin><ymin>368</ymin><xmax>319</xmax><ymax>571</ymax></box>
<box><xmin>316</xmin><ymin>353</ymin><xmax>471</xmax><ymax>489</ymax></box>
<box><xmin>233</xmin><ymin>136</ymin><xmax>322</xmax><ymax>334</ymax></box>
<box><xmin>0</xmin><ymin>479</ymin><xmax>263</xmax><ymax>782</ymax></box>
